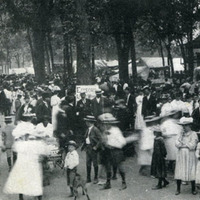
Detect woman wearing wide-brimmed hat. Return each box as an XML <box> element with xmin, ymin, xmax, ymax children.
<box><xmin>98</xmin><ymin>113</ymin><xmax>127</xmax><ymax>190</ymax></box>
<box><xmin>3</xmin><ymin>113</ymin><xmax>48</xmax><ymax>200</ymax></box>
<box><xmin>174</xmin><ymin>117</ymin><xmax>198</xmax><ymax>195</ymax></box>
<box><xmin>138</xmin><ymin>115</ymin><xmax>160</xmax><ymax>176</ymax></box>
<box><xmin>160</xmin><ymin>110</ymin><xmax>183</xmax><ymax>173</ymax></box>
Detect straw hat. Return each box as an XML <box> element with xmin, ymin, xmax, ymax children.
<box><xmin>4</xmin><ymin>116</ymin><xmax>12</xmax><ymax>123</ymax></box>
<box><xmin>98</xmin><ymin>113</ymin><xmax>119</xmax><ymax>124</ymax></box>
<box><xmin>67</xmin><ymin>140</ymin><xmax>78</xmax><ymax>149</ymax></box>
<box><xmin>95</xmin><ymin>89</ymin><xmax>103</xmax><ymax>94</ymax></box>
<box><xmin>178</xmin><ymin>117</ymin><xmax>193</xmax><ymax>125</ymax></box>
<box><xmin>144</xmin><ymin>115</ymin><xmax>161</xmax><ymax>123</ymax></box>
<box><xmin>162</xmin><ymin>110</ymin><xmax>180</xmax><ymax>117</ymax></box>
<box><xmin>84</xmin><ymin>115</ymin><xmax>96</xmax><ymax>122</ymax></box>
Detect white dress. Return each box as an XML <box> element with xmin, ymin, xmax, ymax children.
<box><xmin>138</xmin><ymin>126</ymin><xmax>155</xmax><ymax>165</ymax></box>
<box><xmin>174</xmin><ymin>131</ymin><xmax>198</xmax><ymax>181</ymax></box>
<box><xmin>134</xmin><ymin>95</ymin><xmax>145</xmax><ymax>130</ymax></box>
<box><xmin>161</xmin><ymin>118</ymin><xmax>183</xmax><ymax>160</ymax></box>
<box><xmin>35</xmin><ymin>123</ymin><xmax>54</xmax><ymax>138</ymax></box>
<box><xmin>160</xmin><ymin>102</ymin><xmax>173</xmax><ymax>117</ymax></box>
<box><xmin>4</xmin><ymin>140</ymin><xmax>48</xmax><ymax>196</ymax></box>
<box><xmin>50</xmin><ymin>95</ymin><xmax>61</xmax><ymax>131</ymax></box>
<box><xmin>195</xmin><ymin>143</ymin><xmax>200</xmax><ymax>184</ymax></box>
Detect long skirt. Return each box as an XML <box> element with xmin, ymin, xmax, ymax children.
<box><xmin>164</xmin><ymin>136</ymin><xmax>178</xmax><ymax>161</ymax></box>
<box><xmin>175</xmin><ymin>148</ymin><xmax>196</xmax><ymax>181</ymax></box>
<box><xmin>4</xmin><ymin>153</ymin><xmax>43</xmax><ymax>196</ymax></box>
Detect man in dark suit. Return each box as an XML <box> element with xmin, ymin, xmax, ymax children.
<box><xmin>124</xmin><ymin>87</ymin><xmax>136</xmax><ymax>129</ymax></box>
<box><xmin>91</xmin><ymin>89</ymin><xmax>106</xmax><ymax>119</ymax></box>
<box><xmin>81</xmin><ymin>115</ymin><xmax>102</xmax><ymax>184</ymax></box>
<box><xmin>192</xmin><ymin>100</ymin><xmax>200</xmax><ymax>131</ymax></box>
<box><xmin>17</xmin><ymin>95</ymin><xmax>35</xmax><ymax>121</ymax></box>
<box><xmin>142</xmin><ymin>86</ymin><xmax>157</xmax><ymax>117</ymax></box>
<box><xmin>77</xmin><ymin>92</ymin><xmax>91</xmax><ymax>118</ymax></box>
<box><xmin>36</xmin><ymin>92</ymin><xmax>51</xmax><ymax>123</ymax></box>
<box><xmin>76</xmin><ymin>92</ymin><xmax>92</xmax><ymax>134</ymax></box>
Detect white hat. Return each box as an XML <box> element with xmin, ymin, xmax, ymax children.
<box><xmin>178</xmin><ymin>117</ymin><xmax>193</xmax><ymax>125</ymax></box>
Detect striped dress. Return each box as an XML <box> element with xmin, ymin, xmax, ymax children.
<box><xmin>174</xmin><ymin>131</ymin><xmax>198</xmax><ymax>181</ymax></box>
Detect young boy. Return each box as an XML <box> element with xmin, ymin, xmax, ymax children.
<box><xmin>151</xmin><ymin>127</ymin><xmax>169</xmax><ymax>190</ymax></box>
<box><xmin>2</xmin><ymin>116</ymin><xmax>16</xmax><ymax>171</ymax></box>
<box><xmin>64</xmin><ymin>140</ymin><xmax>79</xmax><ymax>197</ymax></box>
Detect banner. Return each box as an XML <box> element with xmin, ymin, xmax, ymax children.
<box><xmin>75</xmin><ymin>85</ymin><xmax>99</xmax><ymax>103</ymax></box>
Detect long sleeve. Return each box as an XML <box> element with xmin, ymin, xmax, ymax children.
<box><xmin>195</xmin><ymin>143</ymin><xmax>200</xmax><ymax>158</ymax></box>
<box><xmin>186</xmin><ymin>132</ymin><xmax>198</xmax><ymax>150</ymax></box>
<box><xmin>175</xmin><ymin>135</ymin><xmax>183</xmax><ymax>148</ymax></box>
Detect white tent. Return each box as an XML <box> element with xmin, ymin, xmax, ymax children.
<box><xmin>9</xmin><ymin>67</ymin><xmax>35</xmax><ymax>75</ymax></box>
<box><xmin>141</xmin><ymin>57</ymin><xmax>184</xmax><ymax>72</ymax></box>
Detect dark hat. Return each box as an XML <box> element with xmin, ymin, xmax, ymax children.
<box><xmin>84</xmin><ymin>115</ymin><xmax>96</xmax><ymax>122</ymax></box>
<box><xmin>4</xmin><ymin>116</ymin><xmax>12</xmax><ymax>122</ymax></box>
<box><xmin>42</xmin><ymin>115</ymin><xmax>51</xmax><ymax>121</ymax></box>
<box><xmin>67</xmin><ymin>140</ymin><xmax>78</xmax><ymax>149</ymax></box>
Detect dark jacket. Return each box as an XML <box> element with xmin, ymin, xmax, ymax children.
<box><xmin>18</xmin><ymin>103</ymin><xmax>35</xmax><ymax>121</ymax></box>
<box><xmin>36</xmin><ymin>101</ymin><xmax>51</xmax><ymax>123</ymax></box>
<box><xmin>151</xmin><ymin>137</ymin><xmax>167</xmax><ymax>178</ymax></box>
<box><xmin>142</xmin><ymin>94</ymin><xmax>157</xmax><ymax>117</ymax></box>
<box><xmin>192</xmin><ymin>108</ymin><xmax>200</xmax><ymax>131</ymax></box>
<box><xmin>81</xmin><ymin>126</ymin><xmax>102</xmax><ymax>151</ymax></box>
<box><xmin>91</xmin><ymin>97</ymin><xmax>106</xmax><ymax>118</ymax></box>
<box><xmin>77</xmin><ymin>98</ymin><xmax>91</xmax><ymax>118</ymax></box>
<box><xmin>125</xmin><ymin>94</ymin><xmax>136</xmax><ymax>114</ymax></box>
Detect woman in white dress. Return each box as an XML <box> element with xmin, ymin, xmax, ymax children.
<box><xmin>50</xmin><ymin>89</ymin><xmax>61</xmax><ymax>131</ymax></box>
<box><xmin>138</xmin><ymin>116</ymin><xmax>160</xmax><ymax>176</ymax></box>
<box><xmin>134</xmin><ymin>90</ymin><xmax>145</xmax><ymax>130</ymax></box>
<box><xmin>160</xmin><ymin>110</ymin><xmax>183</xmax><ymax>173</ymax></box>
<box><xmin>3</xmin><ymin>114</ymin><xmax>48</xmax><ymax>200</ymax></box>
<box><xmin>174</xmin><ymin>117</ymin><xmax>198</xmax><ymax>195</ymax></box>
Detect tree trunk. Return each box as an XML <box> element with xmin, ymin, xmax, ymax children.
<box><xmin>165</xmin><ymin>39</ymin><xmax>174</xmax><ymax>77</ymax></box>
<box><xmin>159</xmin><ymin>39</ymin><xmax>165</xmax><ymax>66</ymax></box>
<box><xmin>45</xmin><ymin>35</ymin><xmax>51</xmax><ymax>74</ymax></box>
<box><xmin>47</xmin><ymin>32</ymin><xmax>55</xmax><ymax>72</ymax></box>
<box><xmin>187</xmin><ymin>31</ymin><xmax>194</xmax><ymax>77</ymax></box>
<box><xmin>76</xmin><ymin>0</ymin><xmax>92</xmax><ymax>85</ymax></box>
<box><xmin>32</xmin><ymin>27</ymin><xmax>46</xmax><ymax>84</ymax></box>
<box><xmin>115</xmin><ymin>33</ymin><xmax>130</xmax><ymax>82</ymax></box>
<box><xmin>179</xmin><ymin>38</ymin><xmax>187</xmax><ymax>72</ymax></box>
<box><xmin>91</xmin><ymin>42</ymin><xmax>95</xmax><ymax>81</ymax></box>
<box><xmin>130</xmin><ymin>31</ymin><xmax>137</xmax><ymax>82</ymax></box>
<box><xmin>27</xmin><ymin>27</ymin><xmax>35</xmax><ymax>68</ymax></box>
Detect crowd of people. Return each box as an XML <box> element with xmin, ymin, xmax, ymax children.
<box><xmin>1</xmin><ymin>73</ymin><xmax>200</xmax><ymax>199</ymax></box>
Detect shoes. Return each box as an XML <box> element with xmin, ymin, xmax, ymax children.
<box><xmin>97</xmin><ymin>180</ymin><xmax>106</xmax><ymax>185</ymax></box>
<box><xmin>163</xmin><ymin>180</ymin><xmax>169</xmax><ymax>187</ymax></box>
<box><xmin>152</xmin><ymin>185</ymin><xmax>162</xmax><ymax>190</ymax></box>
<box><xmin>100</xmin><ymin>182</ymin><xmax>111</xmax><ymax>190</ymax></box>
<box><xmin>68</xmin><ymin>194</ymin><xmax>74</xmax><ymax>198</ymax></box>
<box><xmin>175</xmin><ymin>190</ymin><xmax>180</xmax><ymax>195</ymax></box>
<box><xmin>112</xmin><ymin>176</ymin><xmax>117</xmax><ymax>180</ymax></box>
<box><xmin>86</xmin><ymin>179</ymin><xmax>91</xmax><ymax>183</ymax></box>
<box><xmin>192</xmin><ymin>191</ymin><xmax>197</xmax><ymax>195</ymax></box>
<box><xmin>119</xmin><ymin>182</ymin><xmax>127</xmax><ymax>190</ymax></box>
<box><xmin>93</xmin><ymin>178</ymin><xmax>98</xmax><ymax>184</ymax></box>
